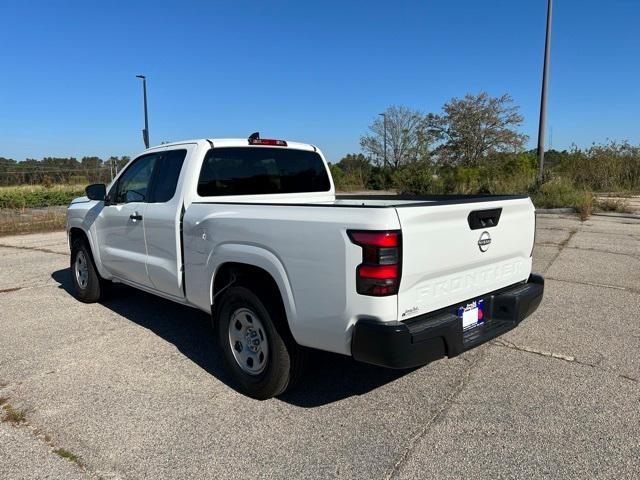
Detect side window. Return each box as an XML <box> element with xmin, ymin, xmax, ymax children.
<box><xmin>114</xmin><ymin>153</ymin><xmax>159</xmax><ymax>204</ymax></box>
<box><xmin>150</xmin><ymin>149</ymin><xmax>187</xmax><ymax>203</ymax></box>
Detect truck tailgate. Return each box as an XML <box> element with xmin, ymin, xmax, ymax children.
<box><xmin>396</xmin><ymin>197</ymin><xmax>535</xmax><ymax>321</ymax></box>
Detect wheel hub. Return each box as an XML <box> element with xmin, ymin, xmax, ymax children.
<box><xmin>74</xmin><ymin>251</ymin><xmax>89</xmax><ymax>290</ymax></box>
<box><xmin>228</xmin><ymin>307</ymin><xmax>269</xmax><ymax>375</ymax></box>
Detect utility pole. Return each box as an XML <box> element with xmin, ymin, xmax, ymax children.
<box><xmin>136</xmin><ymin>75</ymin><xmax>150</xmax><ymax>148</ymax></box>
<box><xmin>537</xmin><ymin>0</ymin><xmax>553</xmax><ymax>180</ymax></box>
<box><xmin>379</xmin><ymin>112</ymin><xmax>387</xmax><ymax>168</ymax></box>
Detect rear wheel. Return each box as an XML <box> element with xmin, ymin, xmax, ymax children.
<box><xmin>70</xmin><ymin>238</ymin><xmax>106</xmax><ymax>303</ymax></box>
<box><xmin>215</xmin><ymin>286</ymin><xmax>304</xmax><ymax>399</ymax></box>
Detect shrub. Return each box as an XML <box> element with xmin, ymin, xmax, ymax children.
<box><xmin>393</xmin><ymin>161</ymin><xmax>442</xmax><ymax>195</ymax></box>
<box><xmin>0</xmin><ymin>185</ymin><xmax>85</xmax><ymax>209</ymax></box>
<box><xmin>530</xmin><ymin>176</ymin><xmax>594</xmax><ymax>218</ymax></box>
<box><xmin>41</xmin><ymin>175</ymin><xmax>54</xmax><ymax>189</ymax></box>
<box><xmin>367</xmin><ymin>166</ymin><xmax>394</xmax><ymax>191</ymax></box>
<box><xmin>69</xmin><ymin>175</ymin><xmax>88</xmax><ymax>185</ymax></box>
<box><xmin>554</xmin><ymin>141</ymin><xmax>640</xmax><ymax>192</ymax></box>
<box><xmin>438</xmin><ymin>166</ymin><xmax>486</xmax><ymax>194</ymax></box>
<box><xmin>331</xmin><ymin>164</ymin><xmax>369</xmax><ymax>191</ymax></box>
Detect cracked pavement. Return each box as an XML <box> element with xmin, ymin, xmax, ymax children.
<box><xmin>0</xmin><ymin>215</ymin><xmax>639</xmax><ymax>479</ymax></box>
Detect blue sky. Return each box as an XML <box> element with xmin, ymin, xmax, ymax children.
<box><xmin>1</xmin><ymin>0</ymin><xmax>638</xmax><ymax>163</ymax></box>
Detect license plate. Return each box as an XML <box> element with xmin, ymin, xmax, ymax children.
<box><xmin>457</xmin><ymin>299</ymin><xmax>485</xmax><ymax>330</ymax></box>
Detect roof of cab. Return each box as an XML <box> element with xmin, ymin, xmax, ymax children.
<box><xmin>144</xmin><ymin>138</ymin><xmax>317</xmax><ymax>152</ymax></box>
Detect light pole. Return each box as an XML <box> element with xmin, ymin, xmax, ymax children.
<box><xmin>379</xmin><ymin>113</ymin><xmax>387</xmax><ymax>168</ymax></box>
<box><xmin>136</xmin><ymin>75</ymin><xmax>150</xmax><ymax>148</ymax></box>
<box><xmin>537</xmin><ymin>0</ymin><xmax>553</xmax><ymax>180</ymax></box>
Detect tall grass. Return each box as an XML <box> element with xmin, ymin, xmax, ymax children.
<box><xmin>556</xmin><ymin>142</ymin><xmax>640</xmax><ymax>192</ymax></box>
<box><xmin>0</xmin><ymin>207</ymin><xmax>67</xmax><ymax>236</ymax></box>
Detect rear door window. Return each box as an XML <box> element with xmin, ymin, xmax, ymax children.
<box><xmin>197</xmin><ymin>147</ymin><xmax>330</xmax><ymax>197</ymax></box>
<box><xmin>151</xmin><ymin>149</ymin><xmax>187</xmax><ymax>202</ymax></box>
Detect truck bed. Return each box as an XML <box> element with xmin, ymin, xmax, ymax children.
<box><xmin>193</xmin><ymin>194</ymin><xmax>529</xmax><ymax>208</ymax></box>
<box><xmin>332</xmin><ymin>194</ymin><xmax>529</xmax><ymax>207</ymax></box>
<box><xmin>185</xmin><ymin>193</ymin><xmax>535</xmax><ymax>354</ymax></box>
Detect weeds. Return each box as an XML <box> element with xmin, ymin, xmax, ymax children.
<box><xmin>0</xmin><ymin>207</ymin><xmax>66</xmax><ymax>236</ymax></box>
<box><xmin>53</xmin><ymin>448</ymin><xmax>81</xmax><ymax>465</ymax></box>
<box><xmin>596</xmin><ymin>197</ymin><xmax>632</xmax><ymax>213</ymax></box>
<box><xmin>2</xmin><ymin>403</ymin><xmax>27</xmax><ymax>423</ymax></box>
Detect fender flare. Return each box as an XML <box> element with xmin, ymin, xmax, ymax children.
<box><xmin>207</xmin><ymin>243</ymin><xmax>298</xmax><ymax>335</ymax></box>
<box><xmin>67</xmin><ymin>218</ymin><xmax>111</xmax><ymax>280</ymax></box>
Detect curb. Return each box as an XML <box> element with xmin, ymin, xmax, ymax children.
<box><xmin>535</xmin><ymin>208</ymin><xmax>576</xmax><ymax>214</ymax></box>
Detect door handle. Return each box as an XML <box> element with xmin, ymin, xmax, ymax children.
<box><xmin>467</xmin><ymin>208</ymin><xmax>501</xmax><ymax>230</ymax></box>
<box><xmin>129</xmin><ymin>213</ymin><xmax>143</xmax><ymax>221</ymax></box>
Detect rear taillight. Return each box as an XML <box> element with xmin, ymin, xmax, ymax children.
<box><xmin>348</xmin><ymin>230</ymin><xmax>402</xmax><ymax>296</ymax></box>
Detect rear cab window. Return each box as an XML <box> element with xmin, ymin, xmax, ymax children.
<box><xmin>197</xmin><ymin>147</ymin><xmax>331</xmax><ymax>197</ymax></box>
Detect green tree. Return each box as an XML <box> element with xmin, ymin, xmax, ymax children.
<box><xmin>337</xmin><ymin>153</ymin><xmax>371</xmax><ymax>174</ymax></box>
<box><xmin>428</xmin><ymin>92</ymin><xmax>527</xmax><ymax>167</ymax></box>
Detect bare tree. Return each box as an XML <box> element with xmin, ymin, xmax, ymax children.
<box><xmin>360</xmin><ymin>106</ymin><xmax>427</xmax><ymax>169</ymax></box>
<box><xmin>428</xmin><ymin>93</ymin><xmax>528</xmax><ymax>166</ymax></box>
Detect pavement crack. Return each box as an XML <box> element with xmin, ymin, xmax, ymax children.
<box><xmin>545</xmin><ymin>276</ymin><xmax>639</xmax><ymax>294</ymax></box>
<box><xmin>0</xmin><ymin>393</ymin><xmax>95</xmax><ymax>478</ymax></box>
<box><xmin>384</xmin><ymin>352</ymin><xmax>483</xmax><ymax>480</ymax></box>
<box><xmin>0</xmin><ymin>286</ymin><xmax>23</xmax><ymax>294</ymax></box>
<box><xmin>492</xmin><ymin>339</ymin><xmax>638</xmax><ymax>384</ymax></box>
<box><xmin>542</xmin><ymin>228</ymin><xmax>577</xmax><ymax>274</ymax></box>
<box><xmin>565</xmin><ymin>245</ymin><xmax>640</xmax><ymax>260</ymax></box>
<box><xmin>0</xmin><ymin>243</ymin><xmax>68</xmax><ymax>256</ymax></box>
<box><xmin>492</xmin><ymin>339</ymin><xmax>576</xmax><ymax>362</ymax></box>
<box><xmin>0</xmin><ymin>283</ymin><xmax>60</xmax><ymax>295</ymax></box>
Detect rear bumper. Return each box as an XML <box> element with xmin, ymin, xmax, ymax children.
<box><xmin>351</xmin><ymin>274</ymin><xmax>544</xmax><ymax>369</ymax></box>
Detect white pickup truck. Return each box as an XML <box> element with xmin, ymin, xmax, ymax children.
<box><xmin>67</xmin><ymin>135</ymin><xmax>543</xmax><ymax>399</ymax></box>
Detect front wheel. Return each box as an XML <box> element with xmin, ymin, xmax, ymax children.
<box><xmin>215</xmin><ymin>286</ymin><xmax>304</xmax><ymax>399</ymax></box>
<box><xmin>70</xmin><ymin>239</ymin><xmax>105</xmax><ymax>303</ymax></box>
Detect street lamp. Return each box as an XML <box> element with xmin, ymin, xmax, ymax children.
<box><xmin>378</xmin><ymin>112</ymin><xmax>387</xmax><ymax>168</ymax></box>
<box><xmin>537</xmin><ymin>0</ymin><xmax>553</xmax><ymax>180</ymax></box>
<box><xmin>136</xmin><ymin>75</ymin><xmax>150</xmax><ymax>148</ymax></box>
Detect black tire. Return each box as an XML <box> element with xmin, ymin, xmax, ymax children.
<box><xmin>215</xmin><ymin>286</ymin><xmax>305</xmax><ymax>399</ymax></box>
<box><xmin>70</xmin><ymin>238</ymin><xmax>106</xmax><ymax>303</ymax></box>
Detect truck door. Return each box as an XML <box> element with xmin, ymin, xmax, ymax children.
<box><xmin>143</xmin><ymin>147</ymin><xmax>190</xmax><ymax>298</ymax></box>
<box><xmin>96</xmin><ymin>152</ymin><xmax>161</xmax><ymax>288</ymax></box>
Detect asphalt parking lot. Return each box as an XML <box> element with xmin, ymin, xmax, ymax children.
<box><xmin>0</xmin><ymin>213</ymin><xmax>638</xmax><ymax>480</ymax></box>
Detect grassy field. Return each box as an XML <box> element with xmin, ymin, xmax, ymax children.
<box><xmin>0</xmin><ymin>206</ymin><xmax>67</xmax><ymax>236</ymax></box>
<box><xmin>0</xmin><ymin>183</ymin><xmax>636</xmax><ymax>237</ymax></box>
<box><xmin>0</xmin><ymin>184</ymin><xmax>85</xmax><ymax>209</ymax></box>
<box><xmin>0</xmin><ymin>185</ymin><xmax>82</xmax><ymax>236</ymax></box>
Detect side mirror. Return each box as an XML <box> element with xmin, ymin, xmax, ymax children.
<box><xmin>85</xmin><ymin>183</ymin><xmax>106</xmax><ymax>201</ymax></box>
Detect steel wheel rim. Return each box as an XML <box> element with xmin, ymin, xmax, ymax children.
<box><xmin>75</xmin><ymin>250</ymin><xmax>89</xmax><ymax>290</ymax></box>
<box><xmin>228</xmin><ymin>307</ymin><xmax>269</xmax><ymax>375</ymax></box>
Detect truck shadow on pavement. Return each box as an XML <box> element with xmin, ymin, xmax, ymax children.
<box><xmin>52</xmin><ymin>268</ymin><xmax>410</xmax><ymax>407</ymax></box>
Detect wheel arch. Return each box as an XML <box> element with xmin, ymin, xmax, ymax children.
<box><xmin>67</xmin><ymin>225</ymin><xmax>110</xmax><ymax>279</ymax></box>
<box><xmin>209</xmin><ymin>251</ymin><xmax>298</xmax><ymax>340</ymax></box>
<box><xmin>68</xmin><ymin>226</ymin><xmax>89</xmax><ymax>249</ymax></box>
